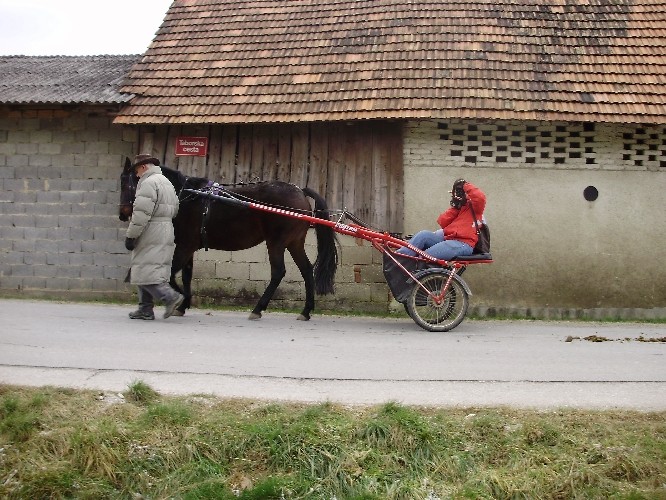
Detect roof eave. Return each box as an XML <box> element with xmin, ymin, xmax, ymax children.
<box><xmin>112</xmin><ymin>109</ymin><xmax>666</xmax><ymax>126</ymax></box>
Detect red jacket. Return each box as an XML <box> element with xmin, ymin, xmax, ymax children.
<box><xmin>436</xmin><ymin>182</ymin><xmax>486</xmax><ymax>248</ymax></box>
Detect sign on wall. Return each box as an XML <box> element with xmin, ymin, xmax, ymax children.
<box><xmin>175</xmin><ymin>136</ymin><xmax>208</xmax><ymax>156</ymax></box>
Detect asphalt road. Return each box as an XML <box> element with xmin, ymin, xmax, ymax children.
<box><xmin>1</xmin><ymin>299</ymin><xmax>664</xmax><ymax>410</ymax></box>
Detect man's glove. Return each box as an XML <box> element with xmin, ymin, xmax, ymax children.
<box><xmin>125</xmin><ymin>238</ymin><xmax>136</xmax><ymax>251</ymax></box>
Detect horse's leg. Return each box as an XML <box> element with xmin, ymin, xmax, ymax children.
<box><xmin>288</xmin><ymin>245</ymin><xmax>315</xmax><ymax>321</ymax></box>
<box><xmin>177</xmin><ymin>257</ymin><xmax>193</xmax><ymax>313</ymax></box>
<box><xmin>249</xmin><ymin>245</ymin><xmax>287</xmax><ymax>320</ymax></box>
<box><xmin>170</xmin><ymin>248</ymin><xmax>194</xmax><ymax>316</ymax></box>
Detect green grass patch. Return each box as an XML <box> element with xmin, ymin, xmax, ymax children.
<box><xmin>1</xmin><ymin>384</ymin><xmax>665</xmax><ymax>499</ymax></box>
<box><xmin>124</xmin><ymin>379</ymin><xmax>160</xmax><ymax>404</ymax></box>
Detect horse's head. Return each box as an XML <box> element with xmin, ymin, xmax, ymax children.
<box><xmin>118</xmin><ymin>157</ymin><xmax>138</xmax><ymax>221</ymax></box>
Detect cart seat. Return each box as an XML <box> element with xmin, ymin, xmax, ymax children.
<box><xmin>450</xmin><ymin>253</ymin><xmax>492</xmax><ymax>261</ymax></box>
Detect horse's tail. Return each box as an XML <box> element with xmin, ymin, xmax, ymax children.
<box><xmin>302</xmin><ymin>187</ymin><xmax>338</xmax><ymax>295</ymax></box>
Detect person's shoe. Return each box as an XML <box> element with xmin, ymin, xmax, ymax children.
<box><xmin>129</xmin><ymin>310</ymin><xmax>155</xmax><ymax>320</ymax></box>
<box><xmin>164</xmin><ymin>293</ymin><xmax>184</xmax><ymax>319</ymax></box>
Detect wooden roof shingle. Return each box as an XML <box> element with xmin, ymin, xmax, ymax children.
<box><xmin>114</xmin><ymin>0</ymin><xmax>666</xmax><ymax>125</ymax></box>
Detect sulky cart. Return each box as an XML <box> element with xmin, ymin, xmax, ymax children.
<box><xmin>185</xmin><ymin>184</ymin><xmax>493</xmax><ymax>332</ymax></box>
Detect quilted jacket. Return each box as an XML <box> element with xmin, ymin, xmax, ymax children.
<box><xmin>126</xmin><ymin>166</ymin><xmax>179</xmax><ymax>285</ymax></box>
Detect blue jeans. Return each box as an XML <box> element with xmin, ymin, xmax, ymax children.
<box><xmin>398</xmin><ymin>229</ymin><xmax>473</xmax><ymax>260</ymax></box>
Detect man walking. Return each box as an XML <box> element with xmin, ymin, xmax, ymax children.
<box><xmin>124</xmin><ymin>154</ymin><xmax>183</xmax><ymax>320</ymax></box>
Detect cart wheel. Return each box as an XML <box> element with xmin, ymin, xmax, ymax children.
<box><xmin>406</xmin><ymin>272</ymin><xmax>469</xmax><ymax>332</ymax></box>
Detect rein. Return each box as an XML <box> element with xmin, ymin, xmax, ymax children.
<box><xmin>118</xmin><ymin>169</ymin><xmax>137</xmax><ymax>210</ymax></box>
<box><xmin>195</xmin><ymin>180</ymin><xmax>319</xmax><ymax>216</ymax></box>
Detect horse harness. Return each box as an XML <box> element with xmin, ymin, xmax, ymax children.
<box><xmin>178</xmin><ymin>178</ymin><xmax>322</xmax><ymax>252</ymax></box>
<box><xmin>178</xmin><ymin>179</ymin><xmax>260</xmax><ymax>252</ymax></box>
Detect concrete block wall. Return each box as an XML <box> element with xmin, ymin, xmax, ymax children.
<box><xmin>0</xmin><ymin>105</ymin><xmax>395</xmax><ymax>314</ymax></box>
<box><xmin>0</xmin><ymin>106</ymin><xmax>136</xmax><ymax>299</ymax></box>
<box><xmin>3</xmin><ymin>108</ymin><xmax>664</xmax><ymax>320</ymax></box>
<box><xmin>405</xmin><ymin>119</ymin><xmax>666</xmax><ymax>172</ymax></box>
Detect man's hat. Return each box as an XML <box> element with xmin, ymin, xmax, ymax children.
<box><xmin>131</xmin><ymin>154</ymin><xmax>160</xmax><ymax>169</ymax></box>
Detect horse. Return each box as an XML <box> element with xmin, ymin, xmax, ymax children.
<box><xmin>118</xmin><ymin>158</ymin><xmax>338</xmax><ymax>321</ymax></box>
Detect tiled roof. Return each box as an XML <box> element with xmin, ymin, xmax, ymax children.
<box><xmin>115</xmin><ymin>0</ymin><xmax>666</xmax><ymax>125</ymax></box>
<box><xmin>0</xmin><ymin>55</ymin><xmax>139</xmax><ymax>105</ymax></box>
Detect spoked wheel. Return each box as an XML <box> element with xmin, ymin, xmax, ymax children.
<box><xmin>406</xmin><ymin>272</ymin><xmax>469</xmax><ymax>332</ymax></box>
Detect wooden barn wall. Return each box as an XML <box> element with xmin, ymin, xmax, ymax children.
<box><xmin>140</xmin><ymin>121</ymin><xmax>404</xmax><ymax>233</ymax></box>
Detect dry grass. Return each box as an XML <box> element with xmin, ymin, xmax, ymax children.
<box><xmin>1</xmin><ymin>384</ymin><xmax>665</xmax><ymax>499</ymax></box>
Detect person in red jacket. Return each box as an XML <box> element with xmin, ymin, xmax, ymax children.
<box><xmin>399</xmin><ymin>179</ymin><xmax>486</xmax><ymax>260</ymax></box>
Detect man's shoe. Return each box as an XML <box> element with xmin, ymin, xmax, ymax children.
<box><xmin>129</xmin><ymin>310</ymin><xmax>154</xmax><ymax>320</ymax></box>
<box><xmin>164</xmin><ymin>294</ymin><xmax>184</xmax><ymax>319</ymax></box>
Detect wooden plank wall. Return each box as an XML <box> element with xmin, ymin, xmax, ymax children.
<box><xmin>143</xmin><ymin>120</ymin><xmax>404</xmax><ymax>232</ymax></box>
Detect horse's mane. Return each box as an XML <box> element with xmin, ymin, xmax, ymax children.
<box><xmin>159</xmin><ymin>165</ymin><xmax>208</xmax><ymax>190</ymax></box>
<box><xmin>159</xmin><ymin>165</ymin><xmax>272</xmax><ymax>192</ymax></box>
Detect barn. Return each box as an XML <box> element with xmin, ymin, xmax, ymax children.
<box><xmin>2</xmin><ymin>0</ymin><xmax>666</xmax><ymax>318</ymax></box>
<box><xmin>114</xmin><ymin>0</ymin><xmax>666</xmax><ymax>318</ymax></box>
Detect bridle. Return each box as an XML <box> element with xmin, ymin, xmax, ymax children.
<box><xmin>119</xmin><ymin>168</ymin><xmax>138</xmax><ymax>212</ymax></box>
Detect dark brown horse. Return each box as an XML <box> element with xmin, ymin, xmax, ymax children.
<box><xmin>118</xmin><ymin>158</ymin><xmax>338</xmax><ymax>320</ymax></box>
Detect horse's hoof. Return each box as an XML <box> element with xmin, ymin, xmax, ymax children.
<box><xmin>297</xmin><ymin>314</ymin><xmax>310</xmax><ymax>321</ymax></box>
<box><xmin>248</xmin><ymin>312</ymin><xmax>262</xmax><ymax>320</ymax></box>
<box><xmin>172</xmin><ymin>310</ymin><xmax>185</xmax><ymax>317</ymax></box>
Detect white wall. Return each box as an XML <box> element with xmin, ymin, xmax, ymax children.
<box><xmin>404</xmin><ymin>119</ymin><xmax>666</xmax><ymax>313</ymax></box>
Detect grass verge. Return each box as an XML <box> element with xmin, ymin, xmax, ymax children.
<box><xmin>1</xmin><ymin>383</ymin><xmax>665</xmax><ymax>499</ymax></box>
